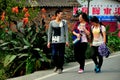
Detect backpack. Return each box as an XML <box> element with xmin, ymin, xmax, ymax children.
<box><xmin>90</xmin><ymin>25</ymin><xmax>108</xmax><ymax>43</ymax></box>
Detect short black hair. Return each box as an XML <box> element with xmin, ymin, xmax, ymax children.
<box><xmin>90</xmin><ymin>16</ymin><xmax>99</xmax><ymax>23</ymax></box>
<box><xmin>55</xmin><ymin>9</ymin><xmax>62</xmax><ymax>16</ymax></box>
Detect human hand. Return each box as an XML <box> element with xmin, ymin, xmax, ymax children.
<box><xmin>47</xmin><ymin>42</ymin><xmax>51</xmax><ymax>48</ymax></box>
<box><xmin>66</xmin><ymin>42</ymin><xmax>69</xmax><ymax>47</ymax></box>
<box><xmin>90</xmin><ymin>43</ymin><xmax>92</xmax><ymax>47</ymax></box>
<box><xmin>76</xmin><ymin>33</ymin><xmax>81</xmax><ymax>39</ymax></box>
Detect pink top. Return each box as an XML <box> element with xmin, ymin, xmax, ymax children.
<box><xmin>72</xmin><ymin>21</ymin><xmax>90</xmax><ymax>42</ymax></box>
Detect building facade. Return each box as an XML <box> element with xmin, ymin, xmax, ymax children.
<box><xmin>29</xmin><ymin>0</ymin><xmax>80</xmax><ymax>31</ymax></box>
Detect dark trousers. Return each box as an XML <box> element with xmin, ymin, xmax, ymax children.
<box><xmin>92</xmin><ymin>46</ymin><xmax>103</xmax><ymax>69</ymax></box>
<box><xmin>51</xmin><ymin>43</ymin><xmax>65</xmax><ymax>69</ymax></box>
<box><xmin>74</xmin><ymin>42</ymin><xmax>88</xmax><ymax>70</ymax></box>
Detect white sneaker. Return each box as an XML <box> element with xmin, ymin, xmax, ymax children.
<box><xmin>58</xmin><ymin>69</ymin><xmax>62</xmax><ymax>74</ymax></box>
<box><xmin>78</xmin><ymin>69</ymin><xmax>84</xmax><ymax>73</ymax></box>
<box><xmin>53</xmin><ymin>67</ymin><xmax>58</xmax><ymax>72</ymax></box>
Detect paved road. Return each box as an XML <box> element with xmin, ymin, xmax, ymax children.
<box><xmin>8</xmin><ymin>52</ymin><xmax>120</xmax><ymax>80</ymax></box>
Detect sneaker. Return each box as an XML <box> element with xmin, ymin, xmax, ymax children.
<box><xmin>94</xmin><ymin>65</ymin><xmax>101</xmax><ymax>73</ymax></box>
<box><xmin>53</xmin><ymin>67</ymin><xmax>58</xmax><ymax>72</ymax></box>
<box><xmin>95</xmin><ymin>68</ymin><xmax>101</xmax><ymax>73</ymax></box>
<box><xmin>94</xmin><ymin>65</ymin><xmax>98</xmax><ymax>72</ymax></box>
<box><xmin>78</xmin><ymin>69</ymin><xmax>84</xmax><ymax>73</ymax></box>
<box><xmin>58</xmin><ymin>69</ymin><xmax>62</xmax><ymax>74</ymax></box>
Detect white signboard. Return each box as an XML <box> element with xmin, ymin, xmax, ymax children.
<box><xmin>74</xmin><ymin>0</ymin><xmax>120</xmax><ymax>21</ymax></box>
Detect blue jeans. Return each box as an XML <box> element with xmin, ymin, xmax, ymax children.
<box><xmin>51</xmin><ymin>43</ymin><xmax>65</xmax><ymax>69</ymax></box>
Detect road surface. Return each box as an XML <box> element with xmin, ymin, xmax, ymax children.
<box><xmin>7</xmin><ymin>52</ymin><xmax>120</xmax><ymax>80</ymax></box>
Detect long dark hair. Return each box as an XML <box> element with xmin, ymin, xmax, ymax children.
<box><xmin>90</xmin><ymin>16</ymin><xmax>104</xmax><ymax>25</ymax></box>
<box><xmin>90</xmin><ymin>16</ymin><xmax>99</xmax><ymax>23</ymax></box>
<box><xmin>80</xmin><ymin>12</ymin><xmax>89</xmax><ymax>23</ymax></box>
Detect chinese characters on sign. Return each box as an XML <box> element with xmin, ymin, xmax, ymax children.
<box><xmin>104</xmin><ymin>8</ymin><xmax>112</xmax><ymax>15</ymax></box>
<box><xmin>73</xmin><ymin>4</ymin><xmax>120</xmax><ymax>21</ymax></box>
<box><xmin>114</xmin><ymin>7</ymin><xmax>120</xmax><ymax>15</ymax></box>
<box><xmin>92</xmin><ymin>7</ymin><xmax>100</xmax><ymax>15</ymax></box>
<box><xmin>81</xmin><ymin>7</ymin><xmax>88</xmax><ymax>14</ymax></box>
<box><xmin>73</xmin><ymin>7</ymin><xmax>78</xmax><ymax>15</ymax></box>
<box><xmin>78</xmin><ymin>4</ymin><xmax>120</xmax><ymax>16</ymax></box>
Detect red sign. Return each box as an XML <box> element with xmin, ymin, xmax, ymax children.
<box><xmin>114</xmin><ymin>7</ymin><xmax>120</xmax><ymax>15</ymax></box>
<box><xmin>104</xmin><ymin>8</ymin><xmax>112</xmax><ymax>15</ymax></box>
<box><xmin>78</xmin><ymin>4</ymin><xmax>120</xmax><ymax>16</ymax></box>
<box><xmin>92</xmin><ymin>7</ymin><xmax>100</xmax><ymax>15</ymax></box>
<box><xmin>81</xmin><ymin>7</ymin><xmax>88</xmax><ymax>14</ymax></box>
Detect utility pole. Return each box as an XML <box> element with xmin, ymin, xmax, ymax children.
<box><xmin>87</xmin><ymin>0</ymin><xmax>90</xmax><ymax>16</ymax></box>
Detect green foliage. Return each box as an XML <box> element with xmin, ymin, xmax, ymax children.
<box><xmin>0</xmin><ymin>0</ymin><xmax>119</xmax><ymax>79</ymax></box>
<box><xmin>64</xmin><ymin>32</ymin><xmax>75</xmax><ymax>62</ymax></box>
<box><xmin>0</xmin><ymin>0</ymin><xmax>51</xmax><ymax>79</ymax></box>
<box><xmin>3</xmin><ymin>55</ymin><xmax>16</xmax><ymax>67</ymax></box>
<box><xmin>0</xmin><ymin>23</ymin><xmax>51</xmax><ymax>77</ymax></box>
<box><xmin>85</xmin><ymin>44</ymin><xmax>94</xmax><ymax>59</ymax></box>
<box><xmin>107</xmin><ymin>35</ymin><xmax>120</xmax><ymax>52</ymax></box>
<box><xmin>26</xmin><ymin>56</ymin><xmax>35</xmax><ymax>74</ymax></box>
<box><xmin>106</xmin><ymin>25</ymin><xmax>120</xmax><ymax>52</ymax></box>
<box><xmin>0</xmin><ymin>0</ymin><xmax>39</xmax><ymax>25</ymax></box>
<box><xmin>0</xmin><ymin>69</ymin><xmax>6</xmax><ymax>80</ymax></box>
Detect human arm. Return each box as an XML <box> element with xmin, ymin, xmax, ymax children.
<box><xmin>84</xmin><ymin>27</ymin><xmax>90</xmax><ymax>36</ymax></box>
<box><xmin>102</xmin><ymin>31</ymin><xmax>106</xmax><ymax>44</ymax></box>
<box><xmin>84</xmin><ymin>23</ymin><xmax>90</xmax><ymax>36</ymax></box>
<box><xmin>72</xmin><ymin>31</ymin><xmax>81</xmax><ymax>39</ymax></box>
<box><xmin>72</xmin><ymin>21</ymin><xmax>81</xmax><ymax>39</ymax></box>
<box><xmin>102</xmin><ymin>26</ymin><xmax>106</xmax><ymax>44</ymax></box>
<box><xmin>47</xmin><ymin>21</ymin><xmax>52</xmax><ymax>48</ymax></box>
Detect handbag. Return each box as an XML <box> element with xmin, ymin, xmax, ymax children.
<box><xmin>98</xmin><ymin>43</ymin><xmax>111</xmax><ymax>58</ymax></box>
